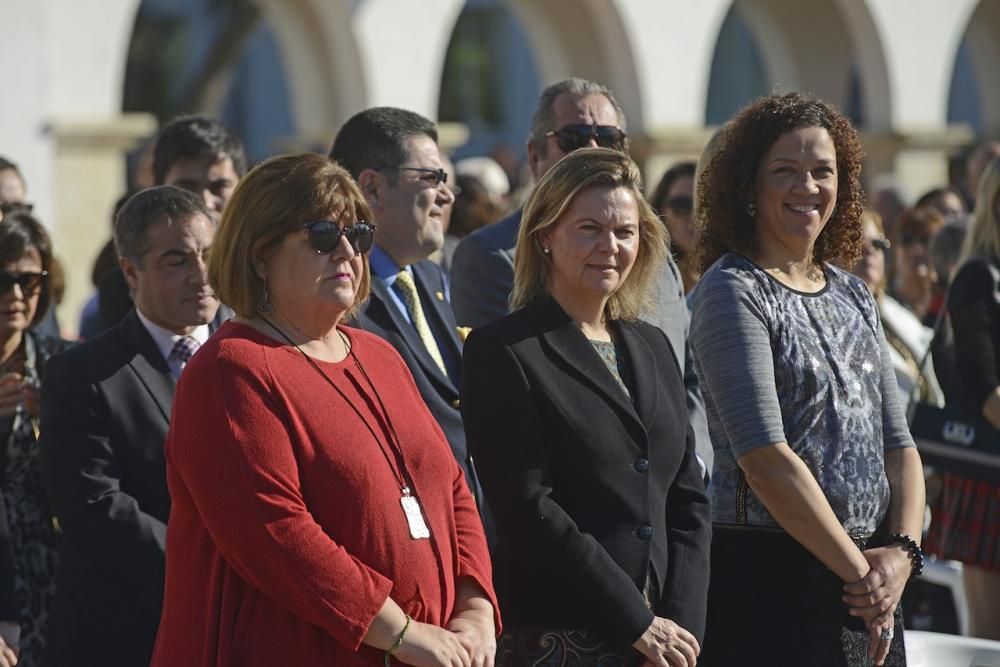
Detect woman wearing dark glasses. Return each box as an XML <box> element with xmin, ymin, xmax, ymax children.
<box><xmin>650</xmin><ymin>162</ymin><xmax>699</xmax><ymax>294</ymax></box>
<box><xmin>0</xmin><ymin>211</ymin><xmax>72</xmax><ymax>666</ymax></box>
<box><xmin>152</xmin><ymin>153</ymin><xmax>498</xmax><ymax>667</ymax></box>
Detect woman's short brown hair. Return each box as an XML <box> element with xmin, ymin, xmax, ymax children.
<box><xmin>511</xmin><ymin>147</ymin><xmax>668</xmax><ymax>321</ymax></box>
<box><xmin>696</xmin><ymin>92</ymin><xmax>865</xmax><ymax>273</ymax></box>
<box><xmin>209</xmin><ymin>153</ymin><xmax>373</xmax><ymax>319</ymax></box>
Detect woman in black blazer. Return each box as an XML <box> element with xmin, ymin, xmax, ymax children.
<box><xmin>462</xmin><ymin>148</ymin><xmax>711</xmax><ymax>667</ymax></box>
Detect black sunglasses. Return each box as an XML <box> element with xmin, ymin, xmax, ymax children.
<box><xmin>0</xmin><ymin>270</ymin><xmax>47</xmax><ymax>294</ymax></box>
<box><xmin>871</xmin><ymin>237</ymin><xmax>891</xmax><ymax>252</ymax></box>
<box><xmin>303</xmin><ymin>220</ymin><xmax>376</xmax><ymax>254</ymax></box>
<box><xmin>378</xmin><ymin>166</ymin><xmax>448</xmax><ymax>186</ymax></box>
<box><xmin>544</xmin><ymin>124</ymin><xmax>627</xmax><ymax>153</ymax></box>
<box><xmin>665</xmin><ymin>195</ymin><xmax>693</xmax><ymax>215</ymax></box>
<box><xmin>0</xmin><ymin>201</ymin><xmax>33</xmax><ymax>215</ymax></box>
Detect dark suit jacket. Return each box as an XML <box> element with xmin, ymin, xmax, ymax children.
<box><xmin>450</xmin><ymin>209</ymin><xmax>521</xmax><ymax>329</ymax></box>
<box><xmin>461</xmin><ymin>296</ymin><xmax>711</xmax><ymax>650</ymax></box>
<box><xmin>348</xmin><ymin>259</ymin><xmax>486</xmax><ymax>513</ymax></box>
<box><xmin>451</xmin><ymin>210</ymin><xmax>714</xmax><ymax>475</ymax></box>
<box><xmin>39</xmin><ymin>309</ymin><xmax>178</xmax><ymax>666</ymax></box>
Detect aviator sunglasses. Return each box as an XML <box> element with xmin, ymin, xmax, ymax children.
<box><xmin>0</xmin><ymin>270</ymin><xmax>47</xmax><ymax>294</ymax></box>
<box><xmin>303</xmin><ymin>220</ymin><xmax>376</xmax><ymax>254</ymax></box>
<box><xmin>544</xmin><ymin>124</ymin><xmax>628</xmax><ymax>153</ymax></box>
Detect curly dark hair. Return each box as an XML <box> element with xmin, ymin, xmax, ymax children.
<box><xmin>695</xmin><ymin>92</ymin><xmax>865</xmax><ymax>273</ymax></box>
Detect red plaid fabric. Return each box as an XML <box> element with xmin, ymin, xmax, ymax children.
<box><xmin>925</xmin><ymin>473</ymin><xmax>1000</xmax><ymax>571</ymax></box>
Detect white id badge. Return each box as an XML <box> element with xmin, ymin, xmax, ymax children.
<box><xmin>400</xmin><ymin>494</ymin><xmax>430</xmax><ymax>539</ymax></box>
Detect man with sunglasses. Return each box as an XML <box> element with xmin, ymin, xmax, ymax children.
<box><xmin>329</xmin><ymin>108</ymin><xmax>491</xmax><ymax>535</ymax></box>
<box><xmin>450</xmin><ymin>77</ymin><xmax>714</xmax><ymax>482</ymax></box>
<box><xmin>39</xmin><ymin>187</ymin><xmax>220</xmax><ymax>667</ymax></box>
<box><xmin>450</xmin><ymin>78</ymin><xmax>627</xmax><ymax>329</ymax></box>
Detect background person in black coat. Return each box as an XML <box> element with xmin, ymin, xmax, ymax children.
<box><xmin>39</xmin><ymin>187</ymin><xmax>220</xmax><ymax>667</ymax></box>
<box><xmin>462</xmin><ymin>148</ymin><xmax>711</xmax><ymax>667</ymax></box>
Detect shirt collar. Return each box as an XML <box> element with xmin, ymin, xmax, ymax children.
<box><xmin>135</xmin><ymin>308</ymin><xmax>211</xmax><ymax>363</ymax></box>
<box><xmin>369</xmin><ymin>245</ymin><xmax>412</xmax><ymax>285</ymax></box>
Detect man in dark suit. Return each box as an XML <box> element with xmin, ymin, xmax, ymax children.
<box><xmin>450</xmin><ymin>78</ymin><xmax>714</xmax><ymax>478</ymax></box>
<box><xmin>329</xmin><ymin>108</ymin><xmax>488</xmax><ymax>517</ymax></box>
<box><xmin>39</xmin><ymin>187</ymin><xmax>220</xmax><ymax>667</ymax></box>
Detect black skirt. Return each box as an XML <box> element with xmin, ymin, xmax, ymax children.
<box><xmin>699</xmin><ymin>524</ymin><xmax>907</xmax><ymax>667</ymax></box>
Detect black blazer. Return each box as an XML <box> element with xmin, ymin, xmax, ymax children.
<box><xmin>461</xmin><ymin>296</ymin><xmax>711</xmax><ymax>649</ymax></box>
<box><xmin>39</xmin><ymin>309</ymin><xmax>179</xmax><ymax>666</ymax></box>
<box><xmin>349</xmin><ymin>260</ymin><xmax>485</xmax><ymax>509</ymax></box>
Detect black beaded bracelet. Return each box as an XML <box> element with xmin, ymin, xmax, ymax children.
<box><xmin>887</xmin><ymin>532</ymin><xmax>924</xmax><ymax>578</ymax></box>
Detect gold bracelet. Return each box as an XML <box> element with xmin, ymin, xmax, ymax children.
<box><xmin>384</xmin><ymin>614</ymin><xmax>411</xmax><ymax>666</ymax></box>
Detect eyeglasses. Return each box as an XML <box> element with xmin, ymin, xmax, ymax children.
<box><xmin>378</xmin><ymin>166</ymin><xmax>449</xmax><ymax>186</ymax></box>
<box><xmin>303</xmin><ymin>220</ymin><xmax>376</xmax><ymax>254</ymax></box>
<box><xmin>544</xmin><ymin>124</ymin><xmax>627</xmax><ymax>153</ymax></box>
<box><xmin>665</xmin><ymin>195</ymin><xmax>693</xmax><ymax>215</ymax></box>
<box><xmin>871</xmin><ymin>237</ymin><xmax>891</xmax><ymax>251</ymax></box>
<box><xmin>0</xmin><ymin>270</ymin><xmax>47</xmax><ymax>294</ymax></box>
<box><xmin>0</xmin><ymin>201</ymin><xmax>33</xmax><ymax>215</ymax></box>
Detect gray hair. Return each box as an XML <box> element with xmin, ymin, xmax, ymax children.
<box><xmin>114</xmin><ymin>186</ymin><xmax>210</xmax><ymax>266</ymax></box>
<box><xmin>528</xmin><ymin>78</ymin><xmax>626</xmax><ymax>154</ymax></box>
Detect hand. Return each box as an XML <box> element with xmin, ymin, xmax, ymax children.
<box><xmin>447</xmin><ymin>613</ymin><xmax>495</xmax><ymax>667</ymax></box>
<box><xmin>632</xmin><ymin>616</ymin><xmax>699</xmax><ymax>667</ymax></box>
<box><xmin>0</xmin><ymin>633</ymin><xmax>17</xmax><ymax>667</ymax></box>
<box><xmin>0</xmin><ymin>374</ymin><xmax>28</xmax><ymax>418</ymax></box>
<box><xmin>842</xmin><ymin>546</ymin><xmax>910</xmax><ymax>628</ymax></box>
<box><xmin>867</xmin><ymin>619</ymin><xmax>896</xmax><ymax>666</ymax></box>
<box><xmin>393</xmin><ymin>620</ymin><xmax>471</xmax><ymax>667</ymax></box>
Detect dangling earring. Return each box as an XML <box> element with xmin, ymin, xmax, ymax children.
<box><xmin>746</xmin><ymin>201</ymin><xmax>756</xmax><ymax>219</ymax></box>
<box><xmin>258</xmin><ymin>283</ymin><xmax>274</xmax><ymax>315</ymax></box>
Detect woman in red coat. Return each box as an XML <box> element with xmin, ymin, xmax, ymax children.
<box><xmin>151</xmin><ymin>153</ymin><xmax>499</xmax><ymax>666</ymax></box>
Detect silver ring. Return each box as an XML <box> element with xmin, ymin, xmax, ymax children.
<box><xmin>880</xmin><ymin>627</ymin><xmax>894</xmax><ymax>641</ymax></box>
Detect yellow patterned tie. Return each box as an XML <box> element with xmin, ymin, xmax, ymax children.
<box><xmin>394</xmin><ymin>270</ymin><xmax>448</xmax><ymax>375</ymax></box>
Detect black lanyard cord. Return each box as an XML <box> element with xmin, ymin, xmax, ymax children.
<box><xmin>259</xmin><ymin>316</ymin><xmax>414</xmax><ymax>494</ymax></box>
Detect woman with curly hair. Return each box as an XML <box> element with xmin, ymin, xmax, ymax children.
<box><xmin>689</xmin><ymin>93</ymin><xmax>925</xmax><ymax>666</ymax></box>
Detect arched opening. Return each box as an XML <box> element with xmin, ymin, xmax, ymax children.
<box><xmin>948</xmin><ymin>0</ymin><xmax>1000</xmax><ymax>137</ymax></box>
<box><xmin>704</xmin><ymin>5</ymin><xmax>767</xmax><ymax>126</ymax></box>
<box><xmin>703</xmin><ymin>0</ymin><xmax>891</xmax><ymax>131</ymax></box>
<box><xmin>437</xmin><ymin>0</ymin><xmax>540</xmax><ymax>166</ymax></box>
<box><xmin>122</xmin><ymin>0</ymin><xmax>296</xmax><ymax>166</ymax></box>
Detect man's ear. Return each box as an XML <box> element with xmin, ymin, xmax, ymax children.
<box><xmin>119</xmin><ymin>256</ymin><xmax>140</xmax><ymax>293</ymax></box>
<box><xmin>526</xmin><ymin>140</ymin><xmax>544</xmax><ymax>182</ymax></box>
<box><xmin>357</xmin><ymin>169</ymin><xmax>383</xmax><ymax>212</ymax></box>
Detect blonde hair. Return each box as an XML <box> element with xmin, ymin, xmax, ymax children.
<box><xmin>510</xmin><ymin>147</ymin><xmax>668</xmax><ymax>321</ymax></box>
<box><xmin>209</xmin><ymin>153</ymin><xmax>373</xmax><ymax>319</ymax></box>
<box><xmin>961</xmin><ymin>156</ymin><xmax>1000</xmax><ymax>262</ymax></box>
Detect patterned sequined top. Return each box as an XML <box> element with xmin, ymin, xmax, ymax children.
<box><xmin>589</xmin><ymin>339</ymin><xmax>631</xmax><ymax>399</ymax></box>
<box><xmin>690</xmin><ymin>253</ymin><xmax>914</xmax><ymax>535</ymax></box>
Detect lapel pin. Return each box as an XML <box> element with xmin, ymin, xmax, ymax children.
<box><xmin>435</xmin><ymin>291</ymin><xmax>444</xmax><ymax>301</ymax></box>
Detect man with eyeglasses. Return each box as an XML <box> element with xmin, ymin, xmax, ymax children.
<box><xmin>451</xmin><ymin>77</ymin><xmax>715</xmax><ymax>481</ymax></box>
<box><xmin>329</xmin><ymin>108</ymin><xmax>491</xmax><ymax>534</ymax></box>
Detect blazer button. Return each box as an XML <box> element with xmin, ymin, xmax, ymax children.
<box><xmin>634</xmin><ymin>457</ymin><xmax>649</xmax><ymax>473</ymax></box>
<box><xmin>451</xmin><ymin>399</ymin><xmax>460</xmax><ymax>409</ymax></box>
<box><xmin>637</xmin><ymin>524</ymin><xmax>653</xmax><ymax>540</ymax></box>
